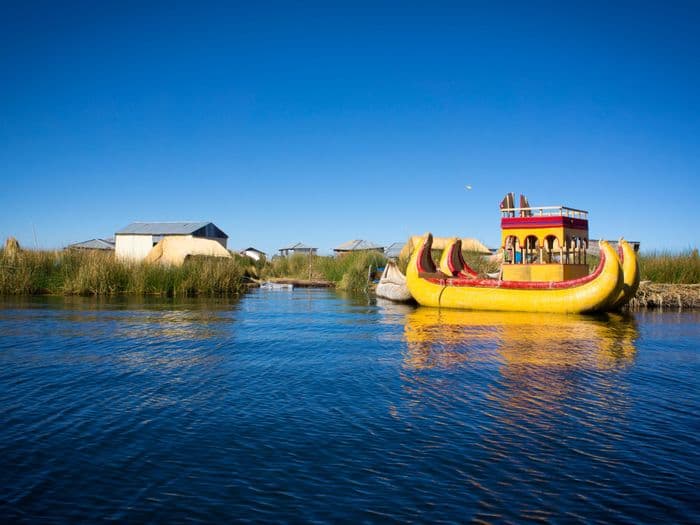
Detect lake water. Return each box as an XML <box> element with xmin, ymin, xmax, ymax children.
<box><xmin>1</xmin><ymin>290</ymin><xmax>698</xmax><ymax>523</ymax></box>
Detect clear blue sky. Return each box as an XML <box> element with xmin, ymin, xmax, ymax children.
<box><xmin>1</xmin><ymin>2</ymin><xmax>698</xmax><ymax>254</ymax></box>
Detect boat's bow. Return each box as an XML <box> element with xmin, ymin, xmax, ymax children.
<box><xmin>609</xmin><ymin>239</ymin><xmax>640</xmax><ymax>310</ymax></box>
<box><xmin>376</xmin><ymin>260</ymin><xmax>413</xmax><ymax>302</ymax></box>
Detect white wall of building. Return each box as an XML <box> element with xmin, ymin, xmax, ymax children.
<box><xmin>242</xmin><ymin>249</ymin><xmax>263</xmax><ymax>261</ymax></box>
<box><xmin>115</xmin><ymin>235</ymin><xmax>155</xmax><ymax>261</ymax></box>
<box><xmin>116</xmin><ymin>233</ymin><xmax>227</xmax><ymax>261</ymax></box>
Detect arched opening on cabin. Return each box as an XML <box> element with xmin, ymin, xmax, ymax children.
<box><xmin>578</xmin><ymin>237</ymin><xmax>585</xmax><ymax>264</ymax></box>
<box><xmin>572</xmin><ymin>236</ymin><xmax>588</xmax><ymax>265</ymax></box>
<box><xmin>504</xmin><ymin>235</ymin><xmax>519</xmax><ymax>264</ymax></box>
<box><xmin>564</xmin><ymin>236</ymin><xmax>573</xmax><ymax>264</ymax></box>
<box><xmin>544</xmin><ymin>235</ymin><xmax>560</xmax><ymax>263</ymax></box>
<box><xmin>524</xmin><ymin>235</ymin><xmax>539</xmax><ymax>264</ymax></box>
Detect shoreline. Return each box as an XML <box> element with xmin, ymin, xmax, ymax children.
<box><xmin>266</xmin><ymin>277</ymin><xmax>334</xmax><ymax>288</ymax></box>
<box><xmin>4</xmin><ymin>281</ymin><xmax>698</xmax><ymax>310</ymax></box>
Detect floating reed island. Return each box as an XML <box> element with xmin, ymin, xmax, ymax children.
<box><xmin>579</xmin><ymin>249</ymin><xmax>700</xmax><ymax>309</ymax></box>
<box><xmin>0</xmin><ymin>237</ymin><xmax>248</xmax><ymax>296</ymax></box>
<box><xmin>1</xmin><ymin>236</ymin><xmax>698</xmax><ymax>307</ymax></box>
<box><xmin>0</xmin><ymin>237</ymin><xmax>386</xmax><ymax>296</ymax></box>
<box><xmin>628</xmin><ymin>249</ymin><xmax>700</xmax><ymax>309</ymax></box>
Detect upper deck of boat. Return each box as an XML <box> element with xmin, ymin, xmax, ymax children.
<box><xmin>500</xmin><ymin>206</ymin><xmax>589</xmax><ymax>230</ymax></box>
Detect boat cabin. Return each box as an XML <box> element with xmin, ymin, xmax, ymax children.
<box><xmin>500</xmin><ymin>193</ymin><xmax>589</xmax><ymax>282</ymax></box>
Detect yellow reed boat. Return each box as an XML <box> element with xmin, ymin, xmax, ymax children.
<box><xmin>405</xmin><ymin>194</ymin><xmax>638</xmax><ymax>313</ymax></box>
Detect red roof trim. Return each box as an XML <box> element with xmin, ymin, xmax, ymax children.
<box><xmin>501</xmin><ymin>216</ymin><xmax>588</xmax><ymax>230</ymax></box>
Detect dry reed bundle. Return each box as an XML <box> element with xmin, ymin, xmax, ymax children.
<box><xmin>628</xmin><ymin>282</ymin><xmax>700</xmax><ymax>310</ymax></box>
<box><xmin>4</xmin><ymin>237</ymin><xmax>21</xmax><ymax>259</ymax></box>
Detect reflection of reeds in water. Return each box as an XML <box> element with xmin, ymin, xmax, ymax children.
<box><xmin>50</xmin><ymin>304</ymin><xmax>235</xmax><ymax>343</ymax></box>
<box><xmin>111</xmin><ymin>309</ymin><xmax>229</xmax><ymax>342</ymax></box>
<box><xmin>15</xmin><ymin>305</ymin><xmax>233</xmax><ymax>385</ymax></box>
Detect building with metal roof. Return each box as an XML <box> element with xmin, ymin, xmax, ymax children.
<box><xmin>115</xmin><ymin>222</ymin><xmax>227</xmax><ymax>237</ymax></box>
<box><xmin>115</xmin><ymin>221</ymin><xmax>228</xmax><ymax>261</ymax></box>
<box><xmin>383</xmin><ymin>242</ymin><xmax>405</xmax><ymax>259</ymax></box>
<box><xmin>278</xmin><ymin>242</ymin><xmax>318</xmax><ymax>257</ymax></box>
<box><xmin>334</xmin><ymin>239</ymin><xmax>384</xmax><ymax>255</ymax></box>
<box><xmin>67</xmin><ymin>238</ymin><xmax>115</xmax><ymax>251</ymax></box>
<box><xmin>587</xmin><ymin>239</ymin><xmax>640</xmax><ymax>256</ymax></box>
<box><xmin>240</xmin><ymin>247</ymin><xmax>267</xmax><ymax>262</ymax></box>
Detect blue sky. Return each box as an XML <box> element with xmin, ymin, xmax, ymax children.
<box><xmin>1</xmin><ymin>2</ymin><xmax>698</xmax><ymax>254</ymax></box>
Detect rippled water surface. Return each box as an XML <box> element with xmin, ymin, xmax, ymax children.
<box><xmin>1</xmin><ymin>291</ymin><xmax>698</xmax><ymax>523</ymax></box>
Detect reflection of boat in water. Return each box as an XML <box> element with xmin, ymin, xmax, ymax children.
<box><xmin>405</xmin><ymin>196</ymin><xmax>639</xmax><ymax>313</ymax></box>
<box><xmin>376</xmin><ymin>297</ymin><xmax>416</xmax><ymax>317</ymax></box>
<box><xmin>402</xmin><ymin>307</ymin><xmax>638</xmax><ymax>371</ymax></box>
<box><xmin>398</xmin><ymin>305</ymin><xmax>639</xmax><ymax>450</ymax></box>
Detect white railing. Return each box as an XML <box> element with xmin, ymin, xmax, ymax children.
<box><xmin>500</xmin><ymin>206</ymin><xmax>588</xmax><ymax>220</ymax></box>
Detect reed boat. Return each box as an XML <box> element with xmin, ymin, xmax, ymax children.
<box><xmin>375</xmin><ymin>260</ymin><xmax>413</xmax><ymax>302</ymax></box>
<box><xmin>406</xmin><ymin>233</ymin><xmax>622</xmax><ymax>313</ymax></box>
<box><xmin>403</xmin><ymin>194</ymin><xmax>641</xmax><ymax>313</ymax></box>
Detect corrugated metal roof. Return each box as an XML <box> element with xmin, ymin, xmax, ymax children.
<box><xmin>334</xmin><ymin>239</ymin><xmax>384</xmax><ymax>252</ymax></box>
<box><xmin>241</xmin><ymin>247</ymin><xmax>266</xmax><ymax>254</ymax></box>
<box><xmin>68</xmin><ymin>238</ymin><xmax>115</xmax><ymax>250</ymax></box>
<box><xmin>384</xmin><ymin>242</ymin><xmax>404</xmax><ymax>258</ymax></box>
<box><xmin>116</xmin><ymin>222</ymin><xmax>214</xmax><ymax>235</ymax></box>
<box><xmin>587</xmin><ymin>239</ymin><xmax>640</xmax><ymax>255</ymax></box>
<box><xmin>279</xmin><ymin>242</ymin><xmax>317</xmax><ymax>251</ymax></box>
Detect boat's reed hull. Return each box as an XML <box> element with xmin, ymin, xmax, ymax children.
<box><xmin>406</xmin><ymin>234</ymin><xmax>623</xmax><ymax>314</ymax></box>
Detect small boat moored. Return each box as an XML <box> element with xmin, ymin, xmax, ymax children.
<box><xmin>260</xmin><ymin>282</ymin><xmax>294</xmax><ymax>291</ymax></box>
<box><xmin>376</xmin><ymin>260</ymin><xmax>413</xmax><ymax>302</ymax></box>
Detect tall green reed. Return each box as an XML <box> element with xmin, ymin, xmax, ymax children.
<box><xmin>262</xmin><ymin>251</ymin><xmax>387</xmax><ymax>292</ymax></box>
<box><xmin>639</xmin><ymin>249</ymin><xmax>700</xmax><ymax>284</ymax></box>
<box><xmin>0</xmin><ymin>248</ymin><xmax>248</xmax><ymax>296</ymax></box>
